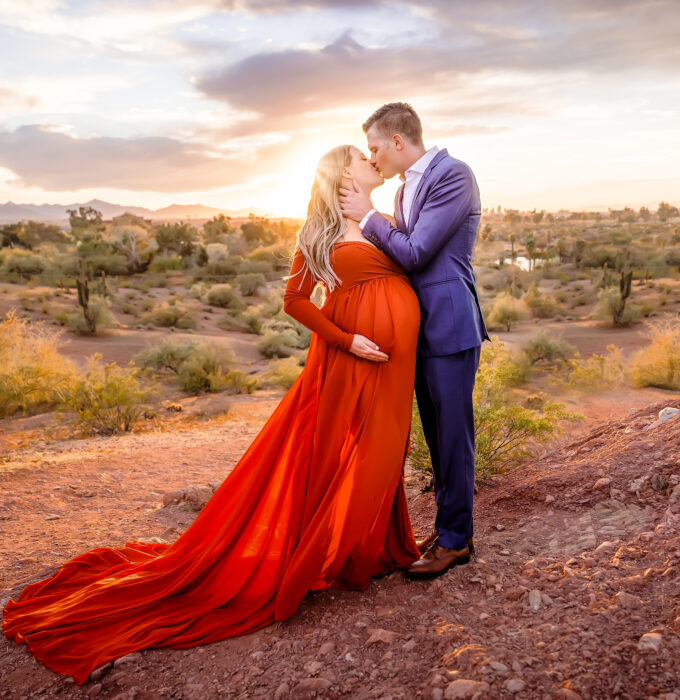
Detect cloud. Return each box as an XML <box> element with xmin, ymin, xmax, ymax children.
<box><xmin>195</xmin><ymin>33</ymin><xmax>457</xmax><ymax>118</ymax></box>
<box><xmin>0</xmin><ymin>87</ymin><xmax>38</xmax><ymax>112</ymax></box>
<box><xmin>0</xmin><ymin>124</ymin><xmax>327</xmax><ymax>193</ymax></box>
<box><xmin>0</xmin><ymin>125</ymin><xmax>248</xmax><ymax>192</ymax></box>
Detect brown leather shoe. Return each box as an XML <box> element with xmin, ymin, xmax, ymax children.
<box><xmin>416</xmin><ymin>530</ymin><xmax>475</xmax><ymax>556</ymax></box>
<box><xmin>405</xmin><ymin>544</ymin><xmax>470</xmax><ymax>578</ymax></box>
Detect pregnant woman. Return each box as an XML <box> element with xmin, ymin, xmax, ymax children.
<box><xmin>3</xmin><ymin>145</ymin><xmax>422</xmax><ymax>685</ymax></box>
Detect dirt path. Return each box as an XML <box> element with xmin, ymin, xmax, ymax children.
<box><xmin>1</xmin><ymin>399</ymin><xmax>679</xmax><ymax>699</ymax></box>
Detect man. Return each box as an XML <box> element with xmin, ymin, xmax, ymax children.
<box><xmin>339</xmin><ymin>102</ymin><xmax>489</xmax><ymax>578</ymax></box>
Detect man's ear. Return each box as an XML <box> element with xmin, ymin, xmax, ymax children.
<box><xmin>392</xmin><ymin>134</ymin><xmax>405</xmax><ymax>151</ymax></box>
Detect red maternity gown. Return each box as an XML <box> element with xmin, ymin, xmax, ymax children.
<box><xmin>2</xmin><ymin>241</ymin><xmax>422</xmax><ymax>684</ymax></box>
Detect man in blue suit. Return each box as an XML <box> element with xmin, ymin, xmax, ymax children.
<box><xmin>340</xmin><ymin>102</ymin><xmax>489</xmax><ymax>578</ymax></box>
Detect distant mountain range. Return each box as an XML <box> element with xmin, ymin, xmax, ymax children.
<box><xmin>0</xmin><ymin>199</ymin><xmax>272</xmax><ymax>225</ymax></box>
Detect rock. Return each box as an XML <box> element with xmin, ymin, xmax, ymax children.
<box><xmin>503</xmin><ymin>678</ymin><xmax>526</xmax><ymax>693</ymax></box>
<box><xmin>495</xmin><ymin>524</ymin><xmax>505</xmax><ymax>531</ymax></box>
<box><xmin>488</xmin><ymin>661</ymin><xmax>508</xmax><ymax>673</ymax></box>
<box><xmin>402</xmin><ymin>639</ymin><xmax>417</xmax><ymax>651</ymax></box>
<box><xmin>554</xmin><ymin>689</ymin><xmax>582</xmax><ymax>699</ymax></box>
<box><xmin>528</xmin><ymin>589</ymin><xmax>542</xmax><ymax>611</ymax></box>
<box><xmin>670</xmin><ymin>485</ymin><xmax>680</xmax><ymax>504</ymax></box>
<box><xmin>274</xmin><ymin>682</ymin><xmax>291</xmax><ymax>699</ymax></box>
<box><xmin>87</xmin><ymin>684</ymin><xmax>102</xmax><ymax>697</ymax></box>
<box><xmin>659</xmin><ymin>407</ymin><xmax>680</xmax><ymax>423</ymax></box>
<box><xmin>113</xmin><ymin>652</ymin><xmax>142</xmax><ymax>669</ymax></box>
<box><xmin>303</xmin><ymin>660</ymin><xmax>323</xmax><ymax>675</ymax></box>
<box><xmin>45</xmin><ymin>514</ymin><xmax>61</xmax><ymax>520</ymax></box>
<box><xmin>444</xmin><ymin>679</ymin><xmax>490</xmax><ymax>699</ymax></box>
<box><xmin>545</xmin><ymin>495</ymin><xmax>555</xmax><ymax>504</ymax></box>
<box><xmin>89</xmin><ymin>662</ymin><xmax>113</xmax><ymax>682</ymax></box>
<box><xmin>593</xmin><ymin>477</ymin><xmax>612</xmax><ymax>490</ymax></box>
<box><xmin>365</xmin><ymin>628</ymin><xmax>399</xmax><ymax>645</ymax></box>
<box><xmin>291</xmin><ymin>678</ymin><xmax>333</xmax><ymax>698</ymax></box>
<box><xmin>637</xmin><ymin>632</ymin><xmax>663</xmax><ymax>652</ymax></box>
<box><xmin>593</xmin><ymin>540</ymin><xmax>619</xmax><ymax>559</ymax></box>
<box><xmin>615</xmin><ymin>591</ymin><xmax>640</xmax><ymax>608</ymax></box>
<box><xmin>431</xmin><ymin>689</ymin><xmax>444</xmax><ymax>700</ymax></box>
<box><xmin>183</xmin><ymin>685</ymin><xmax>205</xmax><ymax>699</ymax></box>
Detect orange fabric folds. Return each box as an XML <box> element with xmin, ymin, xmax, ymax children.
<box><xmin>2</xmin><ymin>241</ymin><xmax>422</xmax><ymax>684</ymax></box>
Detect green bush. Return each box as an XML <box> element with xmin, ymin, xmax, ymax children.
<box><xmin>236</xmin><ymin>272</ymin><xmax>267</xmax><ymax>296</ymax></box>
<box><xmin>561</xmin><ymin>345</ymin><xmax>625</xmax><ymax>388</ymax></box>
<box><xmin>408</xmin><ymin>337</ymin><xmax>576</xmax><ymax>480</ymax></box>
<box><xmin>630</xmin><ymin>317</ymin><xmax>680</xmax><ymax>390</ymax></box>
<box><xmin>0</xmin><ymin>311</ymin><xmax>77</xmax><ymax>417</ymax></box>
<box><xmin>204</xmin><ymin>284</ymin><xmax>244</xmax><ymax>310</ymax></box>
<box><xmin>84</xmin><ymin>254</ymin><xmax>129</xmax><ymax>276</ymax></box>
<box><xmin>2</xmin><ymin>249</ymin><xmax>46</xmax><ymax>275</ymax></box>
<box><xmin>593</xmin><ymin>287</ymin><xmax>641</xmax><ymax>327</ymax></box>
<box><xmin>57</xmin><ymin>354</ymin><xmax>154</xmax><ymax>435</ymax></box>
<box><xmin>486</xmin><ymin>293</ymin><xmax>529</xmax><ymax>332</ymax></box>
<box><xmin>142</xmin><ymin>300</ymin><xmax>196</xmax><ymax>329</ymax></box>
<box><xmin>521</xmin><ymin>331</ymin><xmax>576</xmax><ymax>365</ymax></box>
<box><xmin>473</xmin><ymin>338</ymin><xmax>578</xmax><ymax>479</ymax></box>
<box><xmin>257</xmin><ymin>329</ymin><xmax>301</xmax><ymax>358</ymax></box>
<box><xmin>258</xmin><ymin>357</ymin><xmax>304</xmax><ymax>389</ymax></box>
<box><xmin>149</xmin><ymin>254</ymin><xmax>183</xmax><ymax>273</ymax></box>
<box><xmin>67</xmin><ymin>294</ymin><xmax>117</xmax><ymax>334</ymax></box>
<box><xmin>523</xmin><ymin>283</ymin><xmax>566</xmax><ymax>318</ymax></box>
<box><xmin>133</xmin><ymin>338</ymin><xmax>257</xmax><ymax>394</ymax></box>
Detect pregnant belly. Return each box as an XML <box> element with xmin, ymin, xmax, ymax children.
<box><xmin>326</xmin><ymin>276</ymin><xmax>420</xmax><ymax>357</ymax></box>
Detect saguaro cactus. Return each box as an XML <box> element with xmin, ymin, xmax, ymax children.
<box><xmin>76</xmin><ymin>262</ymin><xmax>96</xmax><ymax>333</ymax></box>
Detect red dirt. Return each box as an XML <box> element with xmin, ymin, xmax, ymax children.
<box><xmin>1</xmin><ymin>394</ymin><xmax>679</xmax><ymax>699</ymax></box>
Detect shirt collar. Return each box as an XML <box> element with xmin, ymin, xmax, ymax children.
<box><xmin>399</xmin><ymin>146</ymin><xmax>440</xmax><ymax>182</ymax></box>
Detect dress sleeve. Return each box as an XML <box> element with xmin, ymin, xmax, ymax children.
<box><xmin>283</xmin><ymin>249</ymin><xmax>355</xmax><ymax>352</ymax></box>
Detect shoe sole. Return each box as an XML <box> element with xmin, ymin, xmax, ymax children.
<box><xmin>403</xmin><ymin>553</ymin><xmax>471</xmax><ymax>579</ymax></box>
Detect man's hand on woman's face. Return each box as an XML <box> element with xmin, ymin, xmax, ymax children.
<box><xmin>339</xmin><ymin>179</ymin><xmax>372</xmax><ymax>222</ymax></box>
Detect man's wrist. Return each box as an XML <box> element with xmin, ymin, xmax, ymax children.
<box><xmin>358</xmin><ymin>208</ymin><xmax>377</xmax><ymax>230</ymax></box>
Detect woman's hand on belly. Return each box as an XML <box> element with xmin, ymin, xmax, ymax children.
<box><xmin>349</xmin><ymin>334</ymin><xmax>390</xmax><ymax>362</ymax></box>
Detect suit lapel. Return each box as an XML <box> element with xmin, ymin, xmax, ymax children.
<box><xmin>407</xmin><ymin>148</ymin><xmax>449</xmax><ymax>232</ymax></box>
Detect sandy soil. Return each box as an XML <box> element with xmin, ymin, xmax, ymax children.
<box><xmin>1</xmin><ymin>393</ymin><xmax>679</xmax><ymax>699</ymax></box>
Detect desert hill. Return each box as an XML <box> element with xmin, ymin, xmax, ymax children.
<box><xmin>1</xmin><ymin>398</ymin><xmax>679</xmax><ymax>698</ymax></box>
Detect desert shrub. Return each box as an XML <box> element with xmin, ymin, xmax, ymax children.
<box><xmin>236</xmin><ymin>272</ymin><xmax>267</xmax><ymax>296</ymax></box>
<box><xmin>247</xmin><ymin>244</ymin><xmax>292</xmax><ymax>271</ymax></box>
<box><xmin>204</xmin><ymin>284</ymin><xmax>244</xmax><ymax>310</ymax></box>
<box><xmin>523</xmin><ymin>283</ymin><xmax>566</xmax><ymax>318</ymax></box>
<box><xmin>593</xmin><ymin>287</ymin><xmax>641</xmax><ymax>327</ymax></box>
<box><xmin>521</xmin><ymin>331</ymin><xmax>577</xmax><ymax>365</ymax></box>
<box><xmin>2</xmin><ymin>249</ymin><xmax>46</xmax><ymax>276</ymax></box>
<box><xmin>473</xmin><ymin>338</ymin><xmax>577</xmax><ymax>479</ymax></box>
<box><xmin>630</xmin><ymin>317</ymin><xmax>680</xmax><ymax>390</ymax></box>
<box><xmin>133</xmin><ymin>338</ymin><xmax>257</xmax><ymax>394</ymax></box>
<box><xmin>257</xmin><ymin>328</ymin><xmax>301</xmax><ymax>358</ymax></box>
<box><xmin>238</xmin><ymin>258</ymin><xmax>276</xmax><ymax>277</ymax></box>
<box><xmin>258</xmin><ymin>356</ymin><xmax>304</xmax><ymax>389</ymax></box>
<box><xmin>57</xmin><ymin>354</ymin><xmax>154</xmax><ymax>434</ymax></box>
<box><xmin>409</xmin><ymin>337</ymin><xmax>557</xmax><ymax>478</ymax></box>
<box><xmin>409</xmin><ymin>395</ymin><xmax>433</xmax><ymax>472</ymax></box>
<box><xmin>142</xmin><ymin>300</ymin><xmax>196</xmax><ymax>329</ymax></box>
<box><xmin>561</xmin><ymin>345</ymin><xmax>625</xmax><ymax>388</ymax></box>
<box><xmin>486</xmin><ymin>293</ymin><xmax>529</xmax><ymax>332</ymax></box>
<box><xmin>84</xmin><ymin>253</ymin><xmax>129</xmax><ymax>276</ymax></box>
<box><xmin>67</xmin><ymin>295</ymin><xmax>117</xmax><ymax>334</ymax></box>
<box><xmin>149</xmin><ymin>254</ymin><xmax>183</xmax><ymax>273</ymax></box>
<box><xmin>0</xmin><ymin>311</ymin><xmax>77</xmax><ymax>417</ymax></box>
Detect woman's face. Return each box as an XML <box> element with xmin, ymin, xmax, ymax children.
<box><xmin>344</xmin><ymin>146</ymin><xmax>384</xmax><ymax>192</ymax></box>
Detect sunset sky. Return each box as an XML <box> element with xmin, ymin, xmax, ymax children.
<box><xmin>1</xmin><ymin>0</ymin><xmax>678</xmax><ymax>217</ymax></box>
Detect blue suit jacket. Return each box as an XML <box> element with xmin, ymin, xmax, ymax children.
<box><xmin>362</xmin><ymin>148</ymin><xmax>489</xmax><ymax>356</ymax></box>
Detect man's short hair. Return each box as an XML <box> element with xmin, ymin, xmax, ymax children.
<box><xmin>362</xmin><ymin>102</ymin><xmax>424</xmax><ymax>146</ymax></box>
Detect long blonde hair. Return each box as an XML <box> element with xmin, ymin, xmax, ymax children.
<box><xmin>294</xmin><ymin>145</ymin><xmax>352</xmax><ymax>292</ymax></box>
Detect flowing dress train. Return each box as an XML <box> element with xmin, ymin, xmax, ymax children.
<box><xmin>2</xmin><ymin>241</ymin><xmax>422</xmax><ymax>684</ymax></box>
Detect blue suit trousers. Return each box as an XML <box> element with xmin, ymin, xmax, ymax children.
<box><xmin>415</xmin><ymin>345</ymin><xmax>481</xmax><ymax>550</ymax></box>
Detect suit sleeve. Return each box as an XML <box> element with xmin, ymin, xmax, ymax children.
<box><xmin>362</xmin><ymin>166</ymin><xmax>475</xmax><ymax>272</ymax></box>
<box><xmin>283</xmin><ymin>249</ymin><xmax>355</xmax><ymax>352</ymax></box>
